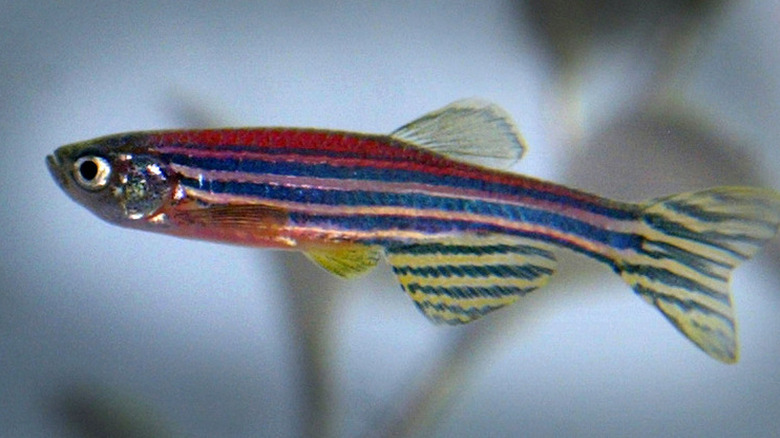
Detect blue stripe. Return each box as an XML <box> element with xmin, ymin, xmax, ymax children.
<box><xmin>385</xmin><ymin>242</ymin><xmax>555</xmax><ymax>258</ymax></box>
<box><xmin>287</xmin><ymin>211</ymin><xmax>634</xmax><ymax>265</ymax></box>
<box><xmin>406</xmin><ymin>283</ymin><xmax>533</xmax><ymax>299</ymax></box>
<box><xmin>413</xmin><ymin>300</ymin><xmax>515</xmax><ymax>321</ymax></box>
<box><xmin>180</xmin><ymin>176</ymin><xmax>639</xmax><ymax>251</ymax></box>
<box><xmin>621</xmin><ymin>263</ymin><xmax>730</xmax><ymax>304</ymax></box>
<box><xmin>633</xmin><ymin>284</ymin><xmax>734</xmax><ymax>329</ymax></box>
<box><xmin>392</xmin><ymin>264</ymin><xmax>554</xmax><ymax>280</ymax></box>
<box><xmin>643</xmin><ymin>213</ymin><xmax>750</xmax><ymax>260</ymax></box>
<box><xmin>168</xmin><ymin>154</ymin><xmax>636</xmax><ymax>220</ymax></box>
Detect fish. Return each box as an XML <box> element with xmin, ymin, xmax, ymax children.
<box><xmin>46</xmin><ymin>99</ymin><xmax>780</xmax><ymax>363</ymax></box>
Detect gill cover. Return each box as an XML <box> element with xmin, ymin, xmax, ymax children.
<box><xmin>114</xmin><ymin>155</ymin><xmax>171</xmax><ymax>220</ymax></box>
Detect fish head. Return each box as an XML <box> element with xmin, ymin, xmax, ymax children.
<box><xmin>47</xmin><ymin>133</ymin><xmax>174</xmax><ymax>227</ymax></box>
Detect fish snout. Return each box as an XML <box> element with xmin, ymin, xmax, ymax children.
<box><xmin>46</xmin><ymin>153</ymin><xmax>69</xmax><ymax>189</ymax></box>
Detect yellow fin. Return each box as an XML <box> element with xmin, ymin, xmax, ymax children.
<box><xmin>305</xmin><ymin>244</ymin><xmax>382</xmax><ymax>279</ymax></box>
<box><xmin>385</xmin><ymin>234</ymin><xmax>557</xmax><ymax>324</ymax></box>
<box><xmin>620</xmin><ymin>187</ymin><xmax>780</xmax><ymax>363</ymax></box>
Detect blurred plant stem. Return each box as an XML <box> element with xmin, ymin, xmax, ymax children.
<box><xmin>362</xmin><ymin>310</ymin><xmax>520</xmax><ymax>438</ymax></box>
<box><xmin>169</xmin><ymin>101</ymin><xmax>341</xmax><ymax>438</ymax></box>
<box><xmin>53</xmin><ymin>383</ymin><xmax>172</xmax><ymax>438</ymax></box>
<box><xmin>275</xmin><ymin>248</ymin><xmax>524</xmax><ymax>438</ymax></box>
<box><xmin>532</xmin><ymin>0</ymin><xmax>730</xmax><ymax>143</ymax></box>
<box><xmin>276</xmin><ymin>251</ymin><xmax>339</xmax><ymax>438</ymax></box>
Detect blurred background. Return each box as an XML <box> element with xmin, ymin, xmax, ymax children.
<box><xmin>2</xmin><ymin>1</ymin><xmax>780</xmax><ymax>436</ymax></box>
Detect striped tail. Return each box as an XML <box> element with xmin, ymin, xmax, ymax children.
<box><xmin>617</xmin><ymin>187</ymin><xmax>780</xmax><ymax>363</ymax></box>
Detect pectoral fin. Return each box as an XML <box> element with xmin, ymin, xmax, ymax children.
<box><xmin>172</xmin><ymin>202</ymin><xmax>288</xmax><ymax>229</ymax></box>
<box><xmin>385</xmin><ymin>234</ymin><xmax>557</xmax><ymax>324</ymax></box>
<box><xmin>305</xmin><ymin>244</ymin><xmax>383</xmax><ymax>278</ymax></box>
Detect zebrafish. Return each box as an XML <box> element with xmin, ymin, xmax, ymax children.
<box><xmin>46</xmin><ymin>99</ymin><xmax>780</xmax><ymax>363</ymax></box>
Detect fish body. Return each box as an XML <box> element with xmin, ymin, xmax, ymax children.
<box><xmin>47</xmin><ymin>100</ymin><xmax>780</xmax><ymax>363</ymax></box>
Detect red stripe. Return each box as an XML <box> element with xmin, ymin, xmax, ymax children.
<box><xmin>149</xmin><ymin>129</ymin><xmax>618</xmax><ymax>207</ymax></box>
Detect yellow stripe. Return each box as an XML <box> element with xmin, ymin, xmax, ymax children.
<box><xmin>619</xmin><ymin>270</ymin><xmax>732</xmax><ymax>316</ymax></box>
<box><xmin>407</xmin><ymin>292</ymin><xmax>518</xmax><ymax>309</ymax></box>
<box><xmin>387</xmin><ymin>234</ymin><xmax>558</xmax><ymax>324</ymax></box>
<box><xmin>622</xmin><ymin>248</ymin><xmax>730</xmax><ymax>294</ymax></box>
<box><xmin>388</xmin><ymin>252</ymin><xmax>555</xmax><ymax>268</ymax></box>
<box><xmin>639</xmin><ymin>227</ymin><xmax>739</xmax><ymax>266</ymax></box>
<box><xmin>394</xmin><ymin>273</ymin><xmax>544</xmax><ymax>288</ymax></box>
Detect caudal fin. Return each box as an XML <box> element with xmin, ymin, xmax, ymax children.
<box><xmin>616</xmin><ymin>187</ymin><xmax>780</xmax><ymax>363</ymax></box>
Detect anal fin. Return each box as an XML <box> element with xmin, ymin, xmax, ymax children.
<box><xmin>385</xmin><ymin>234</ymin><xmax>557</xmax><ymax>324</ymax></box>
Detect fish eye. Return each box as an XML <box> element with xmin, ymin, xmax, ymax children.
<box><xmin>73</xmin><ymin>155</ymin><xmax>111</xmax><ymax>190</ymax></box>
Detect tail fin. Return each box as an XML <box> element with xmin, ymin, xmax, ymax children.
<box><xmin>616</xmin><ymin>187</ymin><xmax>780</xmax><ymax>363</ymax></box>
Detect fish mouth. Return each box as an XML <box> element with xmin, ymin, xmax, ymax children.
<box><xmin>46</xmin><ymin>153</ymin><xmax>69</xmax><ymax>189</ymax></box>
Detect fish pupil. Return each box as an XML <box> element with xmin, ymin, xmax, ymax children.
<box><xmin>79</xmin><ymin>160</ymin><xmax>99</xmax><ymax>181</ymax></box>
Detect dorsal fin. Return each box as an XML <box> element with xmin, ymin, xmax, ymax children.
<box><xmin>390</xmin><ymin>99</ymin><xmax>526</xmax><ymax>169</ymax></box>
<box><xmin>385</xmin><ymin>234</ymin><xmax>557</xmax><ymax>324</ymax></box>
